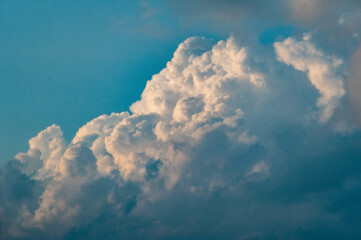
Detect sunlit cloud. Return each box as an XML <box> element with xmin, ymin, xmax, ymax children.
<box><xmin>1</xmin><ymin>1</ymin><xmax>361</xmax><ymax>239</ymax></box>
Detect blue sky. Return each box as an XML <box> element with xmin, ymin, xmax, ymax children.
<box><xmin>0</xmin><ymin>0</ymin><xmax>303</xmax><ymax>162</ymax></box>
<box><xmin>1</xmin><ymin>1</ymin><xmax>361</xmax><ymax>239</ymax></box>
<box><xmin>0</xmin><ymin>0</ymin><xmax>224</xmax><ymax>162</ymax></box>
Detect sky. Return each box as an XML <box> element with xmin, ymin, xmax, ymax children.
<box><xmin>0</xmin><ymin>0</ymin><xmax>222</xmax><ymax>162</ymax></box>
<box><xmin>1</xmin><ymin>0</ymin><xmax>361</xmax><ymax>239</ymax></box>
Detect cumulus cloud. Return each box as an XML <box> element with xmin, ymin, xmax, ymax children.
<box><xmin>4</xmin><ymin>36</ymin><xmax>263</xmax><ymax>237</ymax></box>
<box><xmin>1</xmin><ymin>28</ymin><xmax>361</xmax><ymax>239</ymax></box>
<box><xmin>15</xmin><ymin>125</ymin><xmax>66</xmax><ymax>179</ymax></box>
<box><xmin>274</xmin><ymin>34</ymin><xmax>345</xmax><ymax>122</ymax></box>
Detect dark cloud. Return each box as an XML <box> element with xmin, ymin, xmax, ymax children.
<box><xmin>347</xmin><ymin>46</ymin><xmax>361</xmax><ymax>124</ymax></box>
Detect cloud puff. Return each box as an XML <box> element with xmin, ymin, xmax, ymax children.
<box><xmin>15</xmin><ymin>125</ymin><xmax>66</xmax><ymax>179</ymax></box>
<box><xmin>1</xmin><ymin>30</ymin><xmax>361</xmax><ymax>239</ymax></box>
<box><xmin>274</xmin><ymin>34</ymin><xmax>345</xmax><ymax>122</ymax></box>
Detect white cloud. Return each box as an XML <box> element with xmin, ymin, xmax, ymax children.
<box><xmin>1</xmin><ymin>1</ymin><xmax>361</xmax><ymax>238</ymax></box>
<box><xmin>15</xmin><ymin>124</ymin><xmax>66</xmax><ymax>178</ymax></box>
<box><xmin>4</xmin><ymin>32</ymin><xmax>360</xmax><ymax>239</ymax></box>
<box><xmin>274</xmin><ymin>34</ymin><xmax>345</xmax><ymax>122</ymax></box>
<box><xmin>11</xmin><ymin>36</ymin><xmax>264</xmax><ymax>234</ymax></box>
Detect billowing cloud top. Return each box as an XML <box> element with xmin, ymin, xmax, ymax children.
<box><xmin>274</xmin><ymin>34</ymin><xmax>345</xmax><ymax>122</ymax></box>
<box><xmin>1</xmin><ymin>9</ymin><xmax>361</xmax><ymax>239</ymax></box>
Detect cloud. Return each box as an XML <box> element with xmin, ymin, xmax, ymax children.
<box><xmin>15</xmin><ymin>125</ymin><xmax>66</xmax><ymax>179</ymax></box>
<box><xmin>347</xmin><ymin>45</ymin><xmax>361</xmax><ymax>124</ymax></box>
<box><xmin>1</xmin><ymin>29</ymin><xmax>361</xmax><ymax>239</ymax></box>
<box><xmin>167</xmin><ymin>0</ymin><xmax>361</xmax><ymax>28</ymax></box>
<box><xmin>274</xmin><ymin>34</ymin><xmax>345</xmax><ymax>122</ymax></box>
